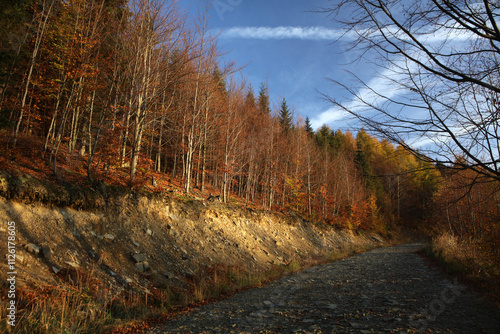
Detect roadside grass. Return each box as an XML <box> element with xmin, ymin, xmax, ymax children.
<box><xmin>0</xmin><ymin>237</ymin><xmax>380</xmax><ymax>334</ymax></box>
<box><xmin>424</xmin><ymin>233</ymin><xmax>500</xmax><ymax>307</ymax></box>
<box><xmin>327</xmin><ymin>237</ymin><xmax>376</xmax><ymax>262</ymax></box>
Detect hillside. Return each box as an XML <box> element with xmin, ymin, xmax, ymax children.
<box><xmin>2</xmin><ymin>0</ymin><xmax>500</xmax><ymax>332</ymax></box>
<box><xmin>0</xmin><ymin>171</ymin><xmax>385</xmax><ymax>333</ymax></box>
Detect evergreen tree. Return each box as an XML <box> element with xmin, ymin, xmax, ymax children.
<box><xmin>331</xmin><ymin>129</ymin><xmax>345</xmax><ymax>153</ymax></box>
<box><xmin>355</xmin><ymin>130</ymin><xmax>385</xmax><ymax>205</ymax></box>
<box><xmin>355</xmin><ymin>140</ymin><xmax>371</xmax><ymax>178</ymax></box>
<box><xmin>257</xmin><ymin>82</ymin><xmax>271</xmax><ymax>114</ymax></box>
<box><xmin>212</xmin><ymin>67</ymin><xmax>227</xmax><ymax>95</ymax></box>
<box><xmin>315</xmin><ymin>124</ymin><xmax>332</xmax><ymax>148</ymax></box>
<box><xmin>278</xmin><ymin>98</ymin><xmax>293</xmax><ymax>134</ymax></box>
<box><xmin>305</xmin><ymin>116</ymin><xmax>313</xmax><ymax>136</ymax></box>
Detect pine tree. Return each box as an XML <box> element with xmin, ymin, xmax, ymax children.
<box><xmin>278</xmin><ymin>98</ymin><xmax>293</xmax><ymax>134</ymax></box>
<box><xmin>305</xmin><ymin>116</ymin><xmax>313</xmax><ymax>136</ymax></box>
<box><xmin>355</xmin><ymin>130</ymin><xmax>373</xmax><ymax>179</ymax></box>
<box><xmin>315</xmin><ymin>124</ymin><xmax>332</xmax><ymax>148</ymax></box>
<box><xmin>257</xmin><ymin>82</ymin><xmax>271</xmax><ymax>114</ymax></box>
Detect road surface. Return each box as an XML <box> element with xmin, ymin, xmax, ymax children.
<box><xmin>147</xmin><ymin>244</ymin><xmax>500</xmax><ymax>333</ymax></box>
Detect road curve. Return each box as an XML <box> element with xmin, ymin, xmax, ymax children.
<box><xmin>147</xmin><ymin>244</ymin><xmax>500</xmax><ymax>333</ymax></box>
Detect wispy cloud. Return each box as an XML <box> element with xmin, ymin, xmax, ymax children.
<box><xmin>219</xmin><ymin>25</ymin><xmax>472</xmax><ymax>42</ymax></box>
<box><xmin>311</xmin><ymin>60</ymin><xmax>409</xmax><ymax>130</ymax></box>
<box><xmin>220</xmin><ymin>26</ymin><xmax>347</xmax><ymax>40</ymax></box>
<box><xmin>310</xmin><ymin>108</ymin><xmax>350</xmax><ymax>129</ymax></box>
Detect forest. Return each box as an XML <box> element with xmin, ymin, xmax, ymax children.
<box><xmin>0</xmin><ymin>0</ymin><xmax>499</xmax><ymax>277</ymax></box>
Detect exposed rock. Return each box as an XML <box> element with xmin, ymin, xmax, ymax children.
<box><xmin>263</xmin><ymin>301</ymin><xmax>274</xmax><ymax>307</ymax></box>
<box><xmin>41</xmin><ymin>245</ymin><xmax>52</xmax><ymax>260</ymax></box>
<box><xmin>25</xmin><ymin>243</ymin><xmax>40</xmax><ymax>255</ymax></box>
<box><xmin>371</xmin><ymin>234</ymin><xmax>385</xmax><ymax>243</ymax></box>
<box><xmin>132</xmin><ymin>253</ymin><xmax>148</xmax><ymax>263</ymax></box>
<box><xmin>0</xmin><ymin>188</ymin><xmax>385</xmax><ymax>329</ymax></box>
<box><xmin>163</xmin><ymin>272</ymin><xmax>175</xmax><ymax>279</ymax></box>
<box><xmin>135</xmin><ymin>261</ymin><xmax>150</xmax><ymax>272</ymax></box>
<box><xmin>16</xmin><ymin>253</ymin><xmax>26</xmax><ymax>265</ymax></box>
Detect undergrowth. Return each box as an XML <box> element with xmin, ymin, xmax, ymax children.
<box><xmin>424</xmin><ymin>233</ymin><xmax>500</xmax><ymax>307</ymax></box>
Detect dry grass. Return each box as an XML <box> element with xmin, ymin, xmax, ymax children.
<box><xmin>429</xmin><ymin>233</ymin><xmax>498</xmax><ymax>275</ymax></box>
<box><xmin>327</xmin><ymin>236</ymin><xmax>375</xmax><ymax>262</ymax></box>
<box><xmin>425</xmin><ymin>232</ymin><xmax>500</xmax><ymax>306</ymax></box>
<box><xmin>187</xmin><ymin>256</ymin><xmax>322</xmax><ymax>306</ymax></box>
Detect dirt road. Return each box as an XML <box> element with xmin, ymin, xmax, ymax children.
<box><xmin>147</xmin><ymin>244</ymin><xmax>500</xmax><ymax>333</ymax></box>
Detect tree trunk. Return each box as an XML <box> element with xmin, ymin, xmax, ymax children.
<box><xmin>14</xmin><ymin>0</ymin><xmax>55</xmax><ymax>147</ymax></box>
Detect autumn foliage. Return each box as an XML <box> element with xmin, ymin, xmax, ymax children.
<box><xmin>2</xmin><ymin>0</ymin><xmax>497</xmax><ymax>250</ymax></box>
<box><xmin>0</xmin><ymin>0</ymin><xmax>449</xmax><ymax>235</ymax></box>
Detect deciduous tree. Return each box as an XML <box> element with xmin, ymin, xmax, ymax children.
<box><xmin>322</xmin><ymin>0</ymin><xmax>500</xmax><ymax>181</ymax></box>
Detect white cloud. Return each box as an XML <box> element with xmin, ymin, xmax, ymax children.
<box><xmin>220</xmin><ymin>26</ymin><xmax>347</xmax><ymax>40</ymax></box>
<box><xmin>219</xmin><ymin>24</ymin><xmax>472</xmax><ymax>42</ymax></box>
<box><xmin>310</xmin><ymin>108</ymin><xmax>349</xmax><ymax>129</ymax></box>
<box><xmin>311</xmin><ymin>19</ymin><xmax>476</xmax><ymax>130</ymax></box>
<box><xmin>312</xmin><ymin>58</ymin><xmax>410</xmax><ymax>129</ymax></box>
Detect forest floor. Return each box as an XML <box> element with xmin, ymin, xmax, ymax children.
<box><xmin>146</xmin><ymin>244</ymin><xmax>500</xmax><ymax>334</ymax></box>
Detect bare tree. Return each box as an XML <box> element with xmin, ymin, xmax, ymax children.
<box><xmin>321</xmin><ymin>0</ymin><xmax>500</xmax><ymax>180</ymax></box>
<box><xmin>13</xmin><ymin>0</ymin><xmax>56</xmax><ymax>147</ymax></box>
<box><xmin>124</xmin><ymin>0</ymin><xmax>184</xmax><ymax>181</ymax></box>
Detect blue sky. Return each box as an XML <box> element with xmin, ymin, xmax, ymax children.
<box><xmin>175</xmin><ymin>0</ymin><xmax>499</xmax><ymax>162</ymax></box>
<box><xmin>179</xmin><ymin>0</ymin><xmax>371</xmax><ymax>131</ymax></box>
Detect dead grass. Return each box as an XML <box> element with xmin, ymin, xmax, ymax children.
<box><xmin>425</xmin><ymin>232</ymin><xmax>500</xmax><ymax>306</ymax></box>
<box><xmin>327</xmin><ymin>236</ymin><xmax>375</xmax><ymax>261</ymax></box>
<box><xmin>0</xmin><ymin>275</ymin><xmax>176</xmax><ymax>334</ymax></box>
<box><xmin>428</xmin><ymin>233</ymin><xmax>498</xmax><ymax>275</ymax></box>
<box><xmin>181</xmin><ymin>238</ymin><xmax>379</xmax><ymax>314</ymax></box>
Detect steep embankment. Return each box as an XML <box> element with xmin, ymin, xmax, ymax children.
<box><xmin>0</xmin><ymin>171</ymin><xmax>384</xmax><ymax>333</ymax></box>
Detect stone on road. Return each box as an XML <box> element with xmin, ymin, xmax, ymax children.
<box><xmin>147</xmin><ymin>244</ymin><xmax>500</xmax><ymax>333</ymax></box>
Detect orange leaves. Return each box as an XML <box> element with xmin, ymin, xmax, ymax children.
<box><xmin>1</xmin><ymin>0</ymin><xmax>439</xmax><ymax>240</ymax></box>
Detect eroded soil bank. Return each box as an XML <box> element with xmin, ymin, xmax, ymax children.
<box><xmin>0</xmin><ymin>189</ymin><xmax>384</xmax><ymax>333</ymax></box>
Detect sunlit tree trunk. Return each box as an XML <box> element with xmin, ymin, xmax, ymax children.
<box><xmin>14</xmin><ymin>0</ymin><xmax>55</xmax><ymax>147</ymax></box>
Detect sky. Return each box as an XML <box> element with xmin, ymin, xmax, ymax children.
<box><xmin>178</xmin><ymin>0</ymin><xmax>371</xmax><ymax>131</ymax></box>
<box><xmin>174</xmin><ymin>1</ymin><xmax>500</xmax><ymax>163</ymax></box>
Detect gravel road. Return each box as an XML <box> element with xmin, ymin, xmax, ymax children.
<box><xmin>147</xmin><ymin>244</ymin><xmax>500</xmax><ymax>333</ymax></box>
